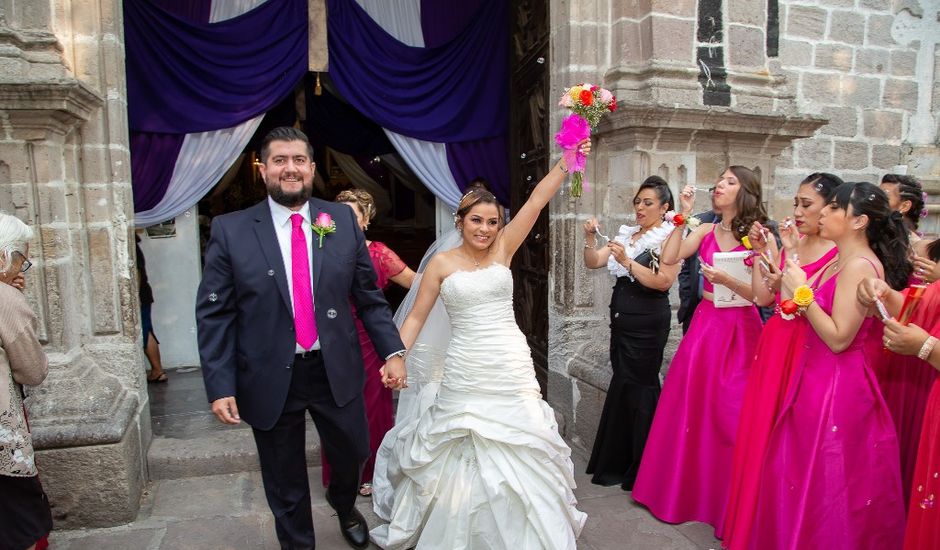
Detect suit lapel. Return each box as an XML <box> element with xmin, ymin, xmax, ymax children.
<box><xmin>253</xmin><ymin>202</ymin><xmax>292</xmax><ymax>313</ymax></box>
<box><xmin>310</xmin><ymin>199</ymin><xmax>325</xmax><ymax>293</ymax></box>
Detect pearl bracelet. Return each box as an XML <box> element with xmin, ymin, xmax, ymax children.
<box><xmin>918</xmin><ymin>336</ymin><xmax>938</xmax><ymax>361</ymax></box>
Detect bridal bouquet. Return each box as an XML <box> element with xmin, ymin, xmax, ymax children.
<box><xmin>555</xmin><ymin>83</ymin><xmax>617</xmax><ymax>197</ymax></box>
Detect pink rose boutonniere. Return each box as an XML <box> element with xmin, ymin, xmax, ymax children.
<box><xmin>311</xmin><ymin>212</ymin><xmax>336</xmax><ymax>248</ymax></box>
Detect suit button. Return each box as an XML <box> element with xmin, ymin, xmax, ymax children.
<box><xmin>267</xmin><ymin>269</ymin><xmax>275</xmax><ymax>276</ymax></box>
<box><xmin>286</xmin><ymin>364</ymin><xmax>291</xmax><ymax>369</ymax></box>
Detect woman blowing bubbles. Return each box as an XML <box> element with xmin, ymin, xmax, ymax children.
<box><xmin>631</xmin><ymin>167</ymin><xmax>767</xmax><ymax>534</ymax></box>
<box><xmin>581</xmin><ymin>176</ymin><xmax>679</xmax><ymax>491</ymax></box>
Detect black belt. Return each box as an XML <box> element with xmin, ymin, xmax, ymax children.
<box><xmin>295</xmin><ymin>349</ymin><xmax>321</xmax><ymax>359</ymax></box>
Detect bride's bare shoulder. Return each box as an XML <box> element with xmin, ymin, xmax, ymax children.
<box><xmin>425</xmin><ymin>252</ymin><xmax>460</xmax><ymax>283</ymax></box>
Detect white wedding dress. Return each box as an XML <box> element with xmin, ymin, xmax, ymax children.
<box><xmin>371</xmin><ymin>264</ymin><xmax>586</xmax><ymax>549</ymax></box>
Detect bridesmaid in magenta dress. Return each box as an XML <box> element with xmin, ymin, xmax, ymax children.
<box><xmin>632</xmin><ymin>166</ymin><xmax>767</xmax><ymax>531</ymax></box>
<box><xmin>323</xmin><ymin>190</ymin><xmax>416</xmax><ymax>495</ymax></box>
<box><xmin>719</xmin><ymin>173</ymin><xmax>841</xmax><ymax>549</ymax></box>
<box><xmin>872</xmin><ymin>237</ymin><xmax>940</xmax><ymax>504</ymax></box>
<box><xmin>859</xmin><ymin>277</ymin><xmax>940</xmax><ymax>550</ymax></box>
<box><xmin>748</xmin><ymin>182</ymin><xmax>910</xmax><ymax>550</ymax></box>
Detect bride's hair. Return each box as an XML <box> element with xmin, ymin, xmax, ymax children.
<box><xmin>455</xmin><ymin>188</ymin><xmax>505</xmax><ymax>228</ymax></box>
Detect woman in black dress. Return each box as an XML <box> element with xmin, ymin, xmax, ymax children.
<box><xmin>582</xmin><ymin>176</ymin><xmax>679</xmax><ymax>490</ymax></box>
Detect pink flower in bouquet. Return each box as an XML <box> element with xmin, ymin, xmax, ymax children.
<box><xmin>558</xmin><ymin>93</ymin><xmax>574</xmax><ymax>108</ymax></box>
<box><xmin>599</xmin><ymin>88</ymin><xmax>613</xmax><ymax>104</ymax></box>
<box><xmin>555</xmin><ymin>114</ymin><xmax>591</xmax><ymax>197</ymax></box>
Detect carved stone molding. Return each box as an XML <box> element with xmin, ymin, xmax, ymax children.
<box><xmin>0</xmin><ymin>81</ymin><xmax>102</xmax><ymax>139</ymax></box>
<box><xmin>595</xmin><ymin>102</ymin><xmax>827</xmax><ymax>157</ymax></box>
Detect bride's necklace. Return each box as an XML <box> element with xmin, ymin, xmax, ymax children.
<box><xmin>718</xmin><ymin>220</ymin><xmax>732</xmax><ymax>231</ymax></box>
<box><xmin>458</xmin><ymin>249</ymin><xmax>485</xmax><ymax>267</ymax></box>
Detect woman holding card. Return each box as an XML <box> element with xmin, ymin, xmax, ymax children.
<box><xmin>747</xmin><ymin>182</ymin><xmax>910</xmax><ymax>550</ymax></box>
<box><xmin>719</xmin><ymin>172</ymin><xmax>841</xmax><ymax>549</ymax></box>
<box><xmin>632</xmin><ymin>166</ymin><xmax>767</xmax><ymax>532</ymax></box>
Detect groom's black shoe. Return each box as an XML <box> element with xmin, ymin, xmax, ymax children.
<box><xmin>326</xmin><ymin>490</ymin><xmax>370</xmax><ymax>549</ymax></box>
<box><xmin>337</xmin><ymin>507</ymin><xmax>370</xmax><ymax>549</ymax></box>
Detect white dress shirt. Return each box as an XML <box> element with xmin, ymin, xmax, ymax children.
<box><xmin>268</xmin><ymin>197</ymin><xmax>320</xmax><ymax>352</ymax></box>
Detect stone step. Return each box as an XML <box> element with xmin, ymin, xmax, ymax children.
<box><xmin>145</xmin><ymin>367</ymin><xmax>322</xmax><ymax>481</ymax></box>
<box><xmin>147</xmin><ymin>422</ymin><xmax>321</xmax><ymax>480</ymax></box>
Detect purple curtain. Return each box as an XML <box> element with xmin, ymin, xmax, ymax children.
<box><xmin>124</xmin><ymin>0</ymin><xmax>307</xmax><ymax>134</ymax></box>
<box><xmin>149</xmin><ymin>0</ymin><xmax>211</xmax><ymax>23</ymax></box>
<box><xmin>446</xmin><ymin>136</ymin><xmax>509</xmax><ymax>205</ymax></box>
<box><xmin>131</xmin><ymin>132</ymin><xmax>185</xmax><ymax>212</ymax></box>
<box><xmin>125</xmin><ymin>0</ymin><xmax>308</xmax><ymax>215</ymax></box>
<box><xmin>422</xmin><ymin>0</ymin><xmax>509</xmax><ymax>204</ymax></box>
<box><xmin>327</xmin><ymin>0</ymin><xmax>507</xmax><ymax>143</ymax></box>
<box><xmin>420</xmin><ymin>0</ymin><xmax>484</xmax><ymax>49</ymax></box>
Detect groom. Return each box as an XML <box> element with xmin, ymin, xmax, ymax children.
<box><xmin>196</xmin><ymin>127</ymin><xmax>406</xmax><ymax>549</ymax></box>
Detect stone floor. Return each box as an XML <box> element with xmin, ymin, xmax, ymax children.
<box><xmin>49</xmin><ymin>368</ymin><xmax>721</xmax><ymax>549</ymax></box>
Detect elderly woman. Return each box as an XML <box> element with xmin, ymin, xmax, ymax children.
<box><xmin>0</xmin><ymin>212</ymin><xmax>52</xmax><ymax>550</ymax></box>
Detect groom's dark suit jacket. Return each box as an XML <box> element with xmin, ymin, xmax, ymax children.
<box><xmin>196</xmin><ymin>198</ymin><xmax>404</xmax><ymax>431</ymax></box>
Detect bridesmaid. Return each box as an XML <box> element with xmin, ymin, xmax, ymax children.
<box><xmin>749</xmin><ymin>182</ymin><xmax>910</xmax><ymax>550</ymax></box>
<box><xmin>859</xmin><ymin>277</ymin><xmax>940</xmax><ymax>550</ymax></box>
<box><xmin>880</xmin><ymin>174</ymin><xmax>925</xmax><ymax>250</ymax></box>
<box><xmin>322</xmin><ymin>189</ymin><xmax>416</xmax><ymax>496</ymax></box>
<box><xmin>632</xmin><ymin>166</ymin><xmax>767</xmax><ymax>531</ymax></box>
<box><xmin>582</xmin><ymin>176</ymin><xmax>680</xmax><ymax>490</ymax></box>
<box><xmin>719</xmin><ymin>172</ymin><xmax>841</xmax><ymax>549</ymax></box>
<box><xmin>876</xmin><ymin>237</ymin><xmax>940</xmax><ymax>505</ymax></box>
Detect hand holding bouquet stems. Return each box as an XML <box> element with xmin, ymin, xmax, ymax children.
<box><xmin>555</xmin><ymin>83</ymin><xmax>617</xmax><ymax>197</ymax></box>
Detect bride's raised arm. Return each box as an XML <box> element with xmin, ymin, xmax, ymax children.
<box><xmin>496</xmin><ymin>140</ymin><xmax>591</xmax><ymax>260</ymax></box>
<box><xmin>398</xmin><ymin>255</ymin><xmax>447</xmax><ymax>350</ymax></box>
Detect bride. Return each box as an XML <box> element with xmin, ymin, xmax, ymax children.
<box><xmin>370</xmin><ymin>142</ymin><xmax>591</xmax><ymax>549</ymax></box>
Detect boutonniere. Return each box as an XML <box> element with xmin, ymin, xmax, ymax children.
<box><xmin>311</xmin><ymin>212</ymin><xmax>336</xmax><ymax>248</ymax></box>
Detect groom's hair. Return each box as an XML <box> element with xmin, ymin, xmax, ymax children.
<box><xmin>259</xmin><ymin>127</ymin><xmax>315</xmax><ymax>163</ymax></box>
<box><xmin>455</xmin><ymin>188</ymin><xmax>504</xmax><ymax>228</ymax></box>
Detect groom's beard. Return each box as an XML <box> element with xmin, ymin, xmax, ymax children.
<box><xmin>267</xmin><ymin>182</ymin><xmax>313</xmax><ymax>208</ymax></box>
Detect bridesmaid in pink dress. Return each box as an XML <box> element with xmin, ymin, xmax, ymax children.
<box><xmin>719</xmin><ymin>173</ymin><xmax>841</xmax><ymax>549</ymax></box>
<box><xmin>748</xmin><ymin>182</ymin><xmax>911</xmax><ymax>550</ymax></box>
<box><xmin>632</xmin><ymin>166</ymin><xmax>767</xmax><ymax>532</ymax></box>
<box><xmin>323</xmin><ymin>190</ymin><xmax>416</xmax><ymax>496</ymax></box>
<box><xmin>859</xmin><ymin>277</ymin><xmax>940</xmax><ymax>550</ymax></box>
<box><xmin>873</xmin><ymin>237</ymin><xmax>940</xmax><ymax>504</ymax></box>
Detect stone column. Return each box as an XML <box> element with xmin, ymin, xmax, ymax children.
<box><xmin>0</xmin><ymin>0</ymin><xmax>148</xmax><ymax>527</ymax></box>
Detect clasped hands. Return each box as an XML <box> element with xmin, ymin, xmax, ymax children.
<box><xmin>380</xmin><ymin>355</ymin><xmax>408</xmax><ymax>390</ymax></box>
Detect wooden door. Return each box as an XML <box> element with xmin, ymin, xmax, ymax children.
<box><xmin>509</xmin><ymin>0</ymin><xmax>550</xmax><ymax>394</ymax></box>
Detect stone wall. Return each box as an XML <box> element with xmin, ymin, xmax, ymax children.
<box><xmin>0</xmin><ymin>0</ymin><xmax>148</xmax><ymax>527</ymax></box>
<box><xmin>546</xmin><ymin>0</ymin><xmax>938</xmax><ymax>454</ymax></box>
<box><xmin>770</xmin><ymin>0</ymin><xmax>940</xmax><ymax>224</ymax></box>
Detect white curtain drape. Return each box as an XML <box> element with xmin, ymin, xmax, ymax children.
<box><xmin>353</xmin><ymin>0</ymin><xmax>463</xmax><ymax>209</ymax></box>
<box><xmin>135</xmin><ymin>0</ymin><xmax>270</xmax><ymax>227</ymax></box>
<box><xmin>384</xmin><ymin>131</ymin><xmax>463</xmax><ymax>208</ymax></box>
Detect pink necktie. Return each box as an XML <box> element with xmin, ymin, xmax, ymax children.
<box><xmin>290</xmin><ymin>213</ymin><xmax>317</xmax><ymax>349</ymax></box>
